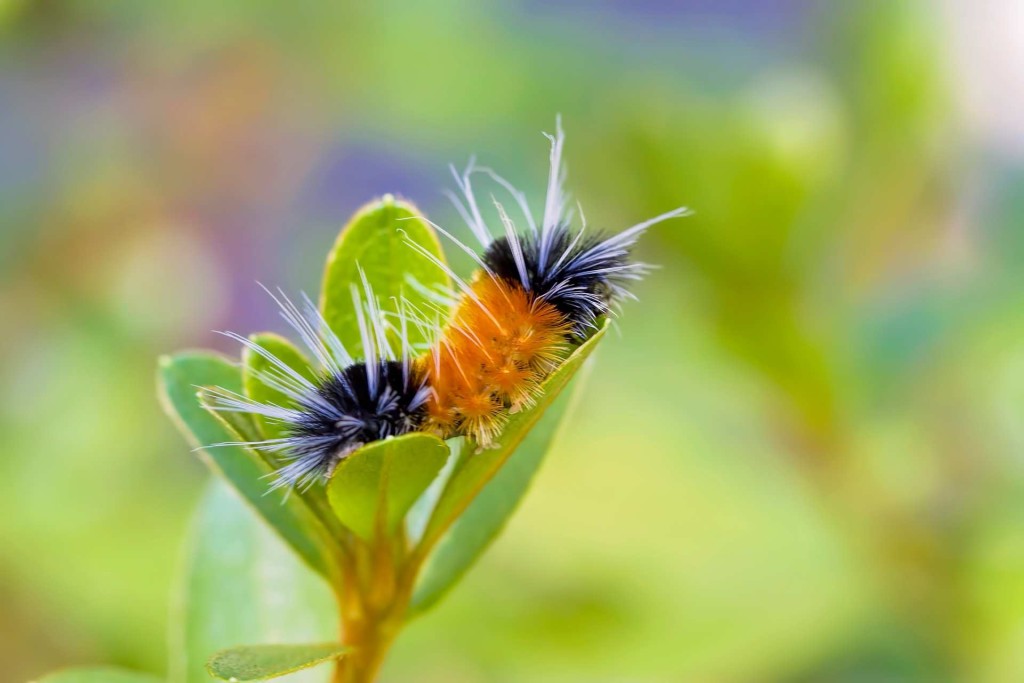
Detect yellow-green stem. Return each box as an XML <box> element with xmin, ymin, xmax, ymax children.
<box><xmin>332</xmin><ymin>534</ymin><xmax>414</xmax><ymax>683</ymax></box>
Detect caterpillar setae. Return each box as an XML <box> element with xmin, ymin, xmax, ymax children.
<box><xmin>406</xmin><ymin>118</ymin><xmax>688</xmax><ymax>447</ymax></box>
<box><xmin>209</xmin><ymin>119</ymin><xmax>687</xmax><ymax>489</ymax></box>
<box><xmin>206</xmin><ymin>280</ymin><xmax>431</xmax><ymax>490</ymax></box>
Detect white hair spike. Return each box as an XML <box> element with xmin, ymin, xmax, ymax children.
<box><xmin>398</xmin><ymin>214</ymin><xmax>494</xmax><ymax>276</ymax></box>
<box><xmin>299</xmin><ymin>291</ymin><xmax>354</xmax><ymax>368</ymax></box>
<box><xmin>475</xmin><ymin>165</ymin><xmax>538</xmax><ymax>235</ymax></box>
<box><xmin>448</xmin><ymin>158</ymin><xmax>492</xmax><ymax>248</ymax></box>
<box><xmin>350</xmin><ymin>282</ymin><xmax>378</xmax><ymax>396</ymax></box>
<box><xmin>214</xmin><ymin>329</ymin><xmax>318</xmax><ymax>396</ymax></box>
<box><xmin>256</xmin><ymin>283</ymin><xmax>340</xmax><ymax>376</ymax></box>
<box><xmin>539</xmin><ymin>115</ymin><xmax>568</xmax><ymax>268</ymax></box>
<box><xmin>357</xmin><ymin>266</ymin><xmax>395</xmax><ymax>363</ymax></box>
<box><xmin>492</xmin><ymin>196</ymin><xmax>531</xmax><ymax>290</ymax></box>
<box><xmin>399</xmin><ymin>229</ymin><xmax>503</xmax><ymax>328</ymax></box>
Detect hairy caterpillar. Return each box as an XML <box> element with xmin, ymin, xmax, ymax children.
<box><xmin>406</xmin><ymin>119</ymin><xmax>688</xmax><ymax>447</ymax></box>
<box><xmin>209</xmin><ymin>120</ymin><xmax>687</xmax><ymax>489</ymax></box>
<box><xmin>207</xmin><ymin>282</ymin><xmax>431</xmax><ymax>490</ymax></box>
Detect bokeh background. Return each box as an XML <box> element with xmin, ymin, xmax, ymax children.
<box><xmin>2</xmin><ymin>1</ymin><xmax>1023</xmax><ymax>681</ymax></box>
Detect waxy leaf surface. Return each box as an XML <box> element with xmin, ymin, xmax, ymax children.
<box><xmin>319</xmin><ymin>195</ymin><xmax>451</xmax><ymax>357</ymax></box>
<box><xmin>327</xmin><ymin>433</ymin><xmax>450</xmax><ymax>541</ymax></box>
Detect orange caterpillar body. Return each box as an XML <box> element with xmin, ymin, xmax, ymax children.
<box><xmin>419</xmin><ymin>275</ymin><xmax>570</xmax><ymax>447</ymax></box>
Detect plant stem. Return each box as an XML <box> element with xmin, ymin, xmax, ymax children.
<box><xmin>334</xmin><ymin>612</ymin><xmax>396</xmax><ymax>683</ymax></box>
<box><xmin>332</xmin><ymin>535</ymin><xmax>413</xmax><ymax>683</ymax></box>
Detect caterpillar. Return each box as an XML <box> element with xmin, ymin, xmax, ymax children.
<box><xmin>209</xmin><ymin>120</ymin><xmax>687</xmax><ymax>489</ymax></box>
<box><xmin>207</xmin><ymin>282</ymin><xmax>431</xmax><ymax>490</ymax></box>
<box><xmin>406</xmin><ymin>119</ymin><xmax>688</xmax><ymax>447</ymax></box>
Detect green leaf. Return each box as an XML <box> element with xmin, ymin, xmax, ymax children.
<box><xmin>33</xmin><ymin>668</ymin><xmax>161</xmax><ymax>683</ymax></box>
<box><xmin>172</xmin><ymin>481</ymin><xmax>337</xmax><ymax>683</ymax></box>
<box><xmin>157</xmin><ymin>352</ymin><xmax>340</xmax><ymax>583</ymax></box>
<box><xmin>410</xmin><ymin>321</ymin><xmax>609</xmax><ymax>609</ymax></box>
<box><xmin>242</xmin><ymin>332</ymin><xmax>317</xmax><ymax>441</ymax></box>
<box><xmin>207</xmin><ymin>644</ymin><xmax>349</xmax><ymax>681</ymax></box>
<box><xmin>406</xmin><ymin>438</ymin><xmax>464</xmax><ymax>544</ymax></box>
<box><xmin>410</xmin><ymin>361</ymin><xmax>594</xmax><ymax>613</ymax></box>
<box><xmin>327</xmin><ymin>433</ymin><xmax>450</xmax><ymax>541</ymax></box>
<box><xmin>319</xmin><ymin>195</ymin><xmax>451</xmax><ymax>357</ymax></box>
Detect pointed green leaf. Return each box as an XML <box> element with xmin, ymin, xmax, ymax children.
<box><xmin>157</xmin><ymin>352</ymin><xmax>340</xmax><ymax>583</ymax></box>
<box><xmin>319</xmin><ymin>195</ymin><xmax>451</xmax><ymax>357</ymax></box>
<box><xmin>242</xmin><ymin>332</ymin><xmax>317</xmax><ymax>441</ymax></box>
<box><xmin>410</xmin><ymin>321</ymin><xmax>609</xmax><ymax>610</ymax></box>
<box><xmin>410</xmin><ymin>361</ymin><xmax>594</xmax><ymax>613</ymax></box>
<box><xmin>172</xmin><ymin>481</ymin><xmax>337</xmax><ymax>683</ymax></box>
<box><xmin>207</xmin><ymin>644</ymin><xmax>349</xmax><ymax>681</ymax></box>
<box><xmin>33</xmin><ymin>668</ymin><xmax>161</xmax><ymax>683</ymax></box>
<box><xmin>327</xmin><ymin>433</ymin><xmax>450</xmax><ymax>541</ymax></box>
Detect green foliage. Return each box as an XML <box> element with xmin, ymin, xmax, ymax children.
<box><xmin>173</xmin><ymin>482</ymin><xmax>336</xmax><ymax>683</ymax></box>
<box><xmin>327</xmin><ymin>433</ymin><xmax>450</xmax><ymax>542</ymax></box>
<box><xmin>207</xmin><ymin>644</ymin><xmax>349</xmax><ymax>681</ymax></box>
<box><xmin>410</xmin><ymin>361</ymin><xmax>592</xmax><ymax>613</ymax></box>
<box><xmin>157</xmin><ymin>353</ymin><xmax>341</xmax><ymax>583</ymax></box>
<box><xmin>319</xmin><ymin>195</ymin><xmax>451</xmax><ymax>357</ymax></box>
<box><xmin>33</xmin><ymin>669</ymin><xmax>161</xmax><ymax>683</ymax></box>
<box><xmin>147</xmin><ymin>195</ymin><xmax>609</xmax><ymax>683</ymax></box>
<box><xmin>410</xmin><ymin>321</ymin><xmax>609</xmax><ymax>610</ymax></box>
<box><xmin>141</xmin><ymin>187</ymin><xmax>606</xmax><ymax>682</ymax></box>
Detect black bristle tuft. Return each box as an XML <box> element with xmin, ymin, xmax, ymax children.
<box><xmin>482</xmin><ymin>223</ymin><xmax>632</xmax><ymax>337</ymax></box>
<box><xmin>280</xmin><ymin>360</ymin><xmax>428</xmax><ymax>487</ymax></box>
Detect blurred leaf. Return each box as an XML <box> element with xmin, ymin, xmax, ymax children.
<box><xmin>327</xmin><ymin>433</ymin><xmax>450</xmax><ymax>541</ymax></box>
<box><xmin>34</xmin><ymin>669</ymin><xmax>161</xmax><ymax>683</ymax></box>
<box><xmin>319</xmin><ymin>195</ymin><xmax>451</xmax><ymax>357</ymax></box>
<box><xmin>411</xmin><ymin>360</ymin><xmax>593</xmax><ymax>613</ymax></box>
<box><xmin>172</xmin><ymin>481</ymin><xmax>336</xmax><ymax>683</ymax></box>
<box><xmin>157</xmin><ymin>353</ymin><xmax>340</xmax><ymax>583</ymax></box>
<box><xmin>411</xmin><ymin>321</ymin><xmax>608</xmax><ymax>607</ymax></box>
<box><xmin>242</xmin><ymin>332</ymin><xmax>317</xmax><ymax>441</ymax></box>
<box><xmin>207</xmin><ymin>643</ymin><xmax>349</xmax><ymax>681</ymax></box>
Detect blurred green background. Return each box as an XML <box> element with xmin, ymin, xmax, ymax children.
<box><xmin>2</xmin><ymin>1</ymin><xmax>1024</xmax><ymax>681</ymax></box>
